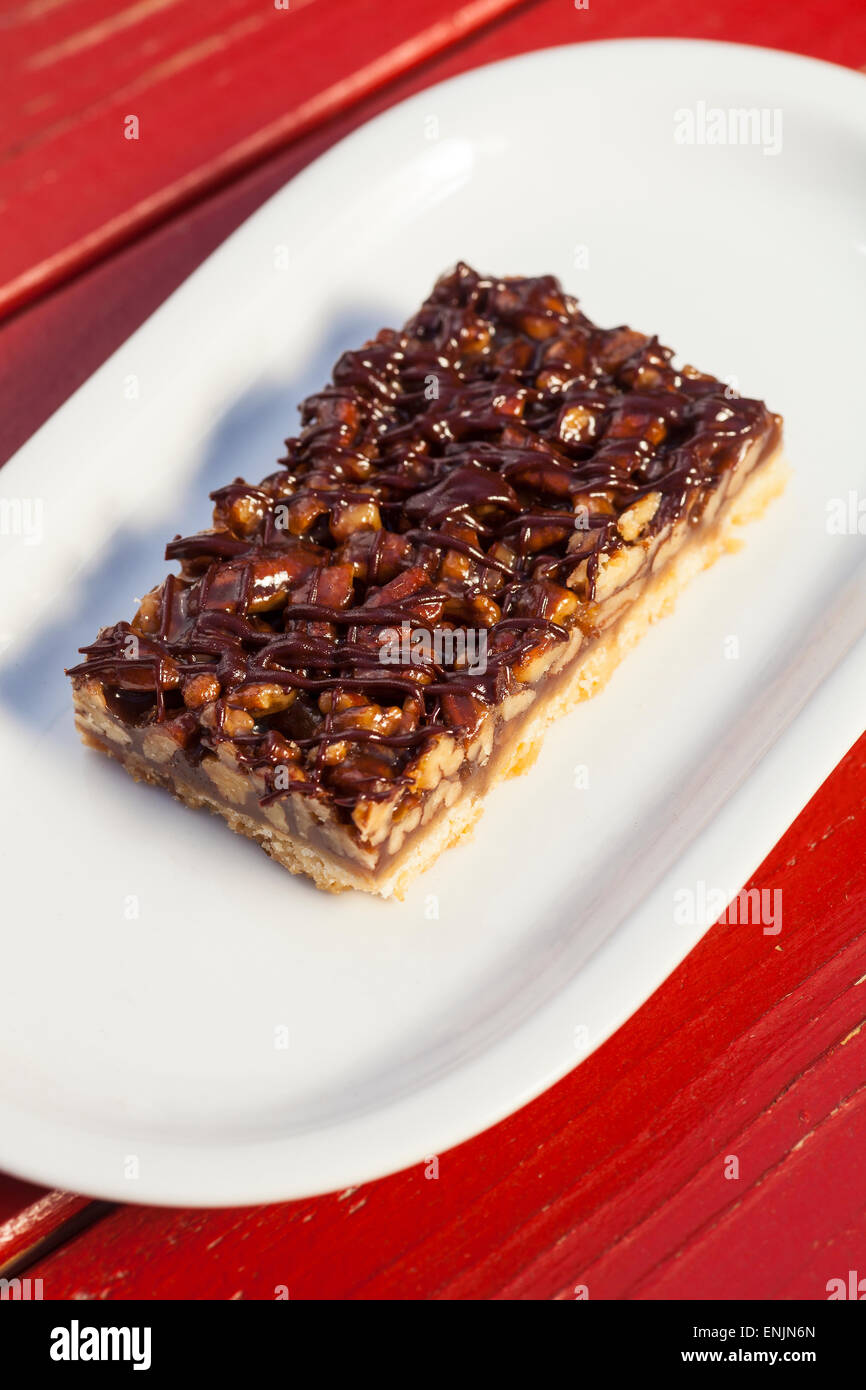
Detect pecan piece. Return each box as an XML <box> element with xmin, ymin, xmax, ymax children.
<box><xmin>512</xmin><ymin>580</ymin><xmax>578</xmax><ymax>627</ymax></box>
<box><xmin>132</xmin><ymin>587</ymin><xmax>162</xmax><ymax>636</ymax></box>
<box><xmin>440</xmin><ymin>690</ymin><xmax>488</xmax><ymax>739</ymax></box>
<box><xmin>226</xmin><ymin>683</ymin><xmax>297</xmax><ymax>714</ymax></box>
<box><xmin>246</xmin><ymin>544</ymin><xmax>324</xmax><ymax>612</ymax></box>
<box><xmin>183</xmin><ymin>673</ymin><xmax>221</xmax><ymax>709</ymax></box>
<box><xmin>329</xmin><ymin>499</ymin><xmax>382</xmax><ymax>542</ymax></box>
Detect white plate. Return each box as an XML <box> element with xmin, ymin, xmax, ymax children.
<box><xmin>1</xmin><ymin>40</ymin><xmax>864</xmax><ymax>1206</ymax></box>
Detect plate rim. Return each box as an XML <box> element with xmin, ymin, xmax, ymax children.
<box><xmin>2</xmin><ymin>36</ymin><xmax>865</xmax><ymax>1205</ymax></box>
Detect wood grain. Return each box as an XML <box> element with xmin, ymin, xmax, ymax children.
<box><xmin>0</xmin><ymin>1191</ymin><xmax>108</xmax><ymax>1278</ymax></box>
<box><xmin>0</xmin><ymin>0</ymin><xmax>530</xmax><ymax>319</ymax></box>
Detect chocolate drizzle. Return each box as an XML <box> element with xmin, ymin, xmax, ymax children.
<box><xmin>68</xmin><ymin>263</ymin><xmax>779</xmax><ymax>811</ymax></box>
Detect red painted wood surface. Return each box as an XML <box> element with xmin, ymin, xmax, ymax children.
<box><xmin>0</xmin><ymin>1175</ymin><xmax>46</xmax><ymax>1229</ymax></box>
<box><xmin>1</xmin><ymin>0</ymin><xmax>864</xmax><ymax>1300</ymax></box>
<box><xmin>0</xmin><ymin>1191</ymin><xmax>106</xmax><ymax>1277</ymax></box>
<box><xmin>0</xmin><ymin>0</ymin><xmax>529</xmax><ymax>318</ymax></box>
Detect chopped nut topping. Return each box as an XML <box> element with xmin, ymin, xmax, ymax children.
<box><xmin>68</xmin><ymin>263</ymin><xmax>779</xmax><ymax>818</ymax></box>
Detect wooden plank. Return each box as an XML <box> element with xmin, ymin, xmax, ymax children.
<box><xmin>515</xmin><ymin>959</ymin><xmax>866</xmax><ymax>1298</ymax></box>
<box><xmin>626</xmin><ymin>1083</ymin><xmax>866</xmax><ymax>1302</ymax></box>
<box><xmin>0</xmin><ymin>1191</ymin><xmax>106</xmax><ymax>1278</ymax></box>
<box><xmin>0</xmin><ymin>0</ymin><xmax>531</xmax><ymax>319</ymax></box>
<box><xmin>0</xmin><ymin>1175</ymin><xmax>48</xmax><ymax>1227</ymax></box>
<box><xmin>18</xmin><ymin>732</ymin><xmax>866</xmax><ymax>1298</ymax></box>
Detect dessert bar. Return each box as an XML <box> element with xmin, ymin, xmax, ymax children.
<box><xmin>68</xmin><ymin>264</ymin><xmax>786</xmax><ymax>897</ymax></box>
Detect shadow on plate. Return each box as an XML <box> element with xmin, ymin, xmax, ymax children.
<box><xmin>0</xmin><ymin>307</ymin><xmax>389</xmax><ymax>731</ymax></box>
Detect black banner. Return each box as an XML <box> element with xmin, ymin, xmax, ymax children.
<box><xmin>0</xmin><ymin>1296</ymin><xmax>860</xmax><ymax>1374</ymax></box>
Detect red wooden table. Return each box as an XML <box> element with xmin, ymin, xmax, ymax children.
<box><xmin>1</xmin><ymin>0</ymin><xmax>864</xmax><ymax>1301</ymax></box>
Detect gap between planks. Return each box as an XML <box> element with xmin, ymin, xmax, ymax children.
<box><xmin>0</xmin><ymin>1193</ymin><xmax>113</xmax><ymax>1281</ymax></box>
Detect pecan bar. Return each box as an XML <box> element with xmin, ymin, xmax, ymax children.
<box><xmin>67</xmin><ymin>264</ymin><xmax>786</xmax><ymax>898</ymax></box>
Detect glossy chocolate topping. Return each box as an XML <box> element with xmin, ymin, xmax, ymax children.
<box><xmin>68</xmin><ymin>263</ymin><xmax>780</xmax><ymax>810</ymax></box>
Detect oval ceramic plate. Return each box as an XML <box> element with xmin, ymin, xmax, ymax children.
<box><xmin>1</xmin><ymin>40</ymin><xmax>864</xmax><ymax>1205</ymax></box>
